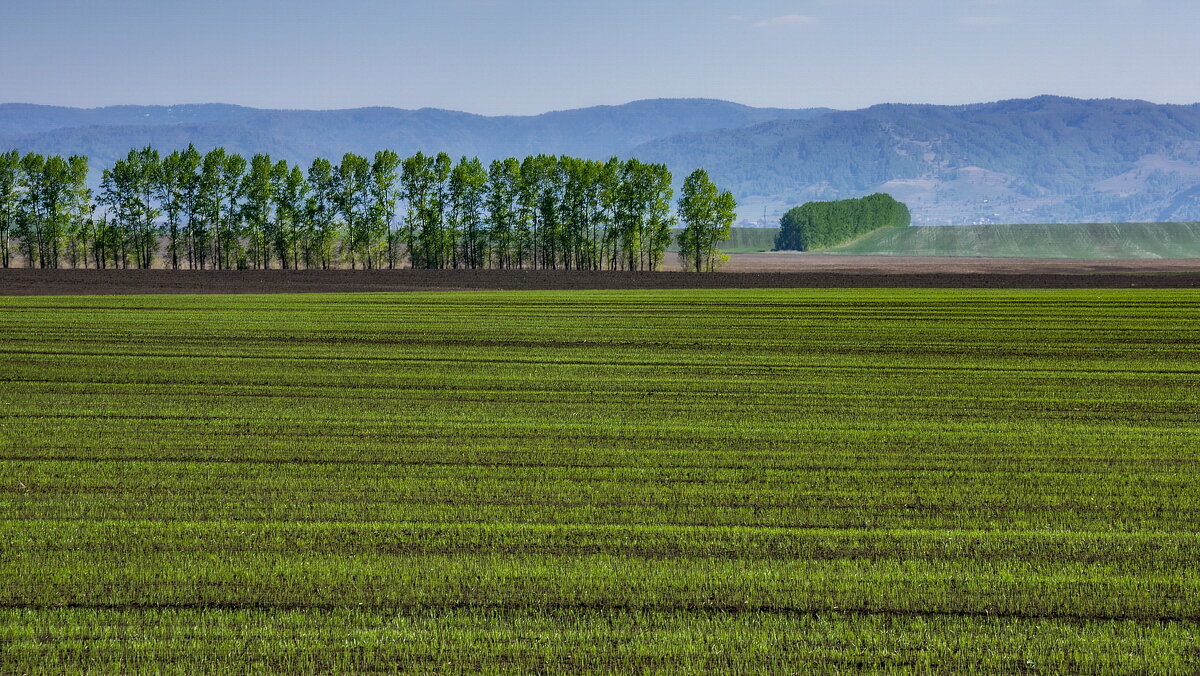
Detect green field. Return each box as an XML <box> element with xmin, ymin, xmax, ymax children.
<box><xmin>826</xmin><ymin>222</ymin><xmax>1200</xmax><ymax>258</ymax></box>
<box><xmin>668</xmin><ymin>226</ymin><xmax>779</xmax><ymax>253</ymax></box>
<box><xmin>2</xmin><ymin>290</ymin><xmax>1199</xmax><ymax>672</ymax></box>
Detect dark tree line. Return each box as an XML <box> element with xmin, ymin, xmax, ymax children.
<box><xmin>0</xmin><ymin>146</ymin><xmax>735</xmax><ymax>271</ymax></box>
<box><xmin>775</xmin><ymin>193</ymin><xmax>911</xmax><ymax>251</ymax></box>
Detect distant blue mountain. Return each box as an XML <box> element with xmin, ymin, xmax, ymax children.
<box><xmin>3</xmin><ymin>96</ymin><xmax>1200</xmax><ymax>223</ymax></box>
<box><xmin>0</xmin><ymin>99</ymin><xmax>828</xmax><ymax>171</ymax></box>
<box><xmin>635</xmin><ymin>96</ymin><xmax>1200</xmax><ymax>224</ymax></box>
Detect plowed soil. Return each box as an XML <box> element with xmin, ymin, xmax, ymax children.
<box><xmin>3</xmin><ymin>254</ymin><xmax>1200</xmax><ymax>295</ymax></box>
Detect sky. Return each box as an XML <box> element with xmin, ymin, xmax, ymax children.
<box><xmin>3</xmin><ymin>0</ymin><xmax>1198</xmax><ymax>115</ymax></box>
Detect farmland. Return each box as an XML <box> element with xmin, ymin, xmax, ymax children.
<box><xmin>667</xmin><ymin>226</ymin><xmax>779</xmax><ymax>253</ymax></box>
<box><xmin>827</xmin><ymin>221</ymin><xmax>1200</xmax><ymax>258</ymax></box>
<box><xmin>2</xmin><ymin>289</ymin><xmax>1199</xmax><ymax>672</ymax></box>
<box><xmin>695</xmin><ymin>222</ymin><xmax>1200</xmax><ymax>258</ymax></box>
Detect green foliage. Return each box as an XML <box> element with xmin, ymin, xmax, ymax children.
<box><xmin>0</xmin><ymin>149</ymin><xmax>19</xmax><ymax>267</ymax></box>
<box><xmin>677</xmin><ymin>168</ymin><xmax>736</xmax><ymax>271</ymax></box>
<box><xmin>634</xmin><ymin>96</ymin><xmax>1200</xmax><ymax>223</ymax></box>
<box><xmin>240</xmin><ymin>154</ymin><xmax>275</xmax><ymax>269</ymax></box>
<box><xmin>13</xmin><ymin>151</ymin><xmax>91</xmax><ymax>269</ymax></box>
<box><xmin>1</xmin><ymin>289</ymin><xmax>1198</xmax><ymax>671</ymax></box>
<box><xmin>448</xmin><ymin>156</ymin><xmax>489</xmax><ymax>269</ymax></box>
<box><xmin>776</xmin><ymin>193</ymin><xmax>910</xmax><ymax>250</ymax></box>
<box><xmin>1</xmin><ymin>146</ymin><xmax>735</xmax><ymax>271</ymax></box>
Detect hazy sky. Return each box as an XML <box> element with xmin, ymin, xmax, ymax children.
<box><xmin>3</xmin><ymin>0</ymin><xmax>1198</xmax><ymax>114</ymax></box>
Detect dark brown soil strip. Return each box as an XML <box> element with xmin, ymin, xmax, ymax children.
<box><xmin>3</xmin><ymin>264</ymin><xmax>1200</xmax><ymax>295</ymax></box>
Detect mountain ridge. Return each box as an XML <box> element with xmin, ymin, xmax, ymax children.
<box><xmin>633</xmin><ymin>95</ymin><xmax>1200</xmax><ymax>223</ymax></box>
<box><xmin>4</xmin><ymin>96</ymin><xmax>1200</xmax><ymax>224</ymax></box>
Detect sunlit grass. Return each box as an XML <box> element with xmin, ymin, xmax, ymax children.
<box><xmin>2</xmin><ymin>289</ymin><xmax>1198</xmax><ymax>672</ymax></box>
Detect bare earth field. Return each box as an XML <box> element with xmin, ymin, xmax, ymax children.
<box><xmin>2</xmin><ymin>253</ymin><xmax>1200</xmax><ymax>295</ymax></box>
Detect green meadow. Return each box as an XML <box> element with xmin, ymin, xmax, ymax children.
<box><xmin>2</xmin><ymin>289</ymin><xmax>1198</xmax><ymax>673</ymax></box>
<box><xmin>827</xmin><ymin>221</ymin><xmax>1200</xmax><ymax>258</ymax></box>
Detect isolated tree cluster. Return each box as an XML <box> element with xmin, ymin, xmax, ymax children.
<box><xmin>0</xmin><ymin>147</ymin><xmax>736</xmax><ymax>272</ymax></box>
<box><xmin>775</xmin><ymin>193</ymin><xmax>911</xmax><ymax>251</ymax></box>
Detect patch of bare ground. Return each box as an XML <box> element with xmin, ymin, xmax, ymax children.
<box><xmin>2</xmin><ymin>254</ymin><xmax>1199</xmax><ymax>295</ymax></box>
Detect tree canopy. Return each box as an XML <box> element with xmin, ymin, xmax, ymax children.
<box><xmin>676</xmin><ymin>169</ymin><xmax>736</xmax><ymax>272</ymax></box>
<box><xmin>775</xmin><ymin>193</ymin><xmax>910</xmax><ymax>251</ymax></box>
<box><xmin>0</xmin><ymin>147</ymin><xmax>738</xmax><ymax>272</ymax></box>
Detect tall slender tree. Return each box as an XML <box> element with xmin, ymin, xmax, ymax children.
<box><xmin>241</xmin><ymin>154</ymin><xmax>275</xmax><ymax>269</ymax></box>
<box><xmin>485</xmin><ymin>158</ymin><xmax>521</xmax><ymax>269</ymax></box>
<box><xmin>175</xmin><ymin>145</ymin><xmax>203</xmax><ymax>269</ymax></box>
<box><xmin>677</xmin><ymin>168</ymin><xmax>736</xmax><ymax>272</ymax></box>
<box><xmin>449</xmin><ymin>157</ymin><xmax>488</xmax><ymax>269</ymax></box>
<box><xmin>272</xmin><ymin>160</ymin><xmax>308</xmax><ymax>269</ymax></box>
<box><xmin>16</xmin><ymin>153</ymin><xmax>46</xmax><ymax>268</ymax></box>
<box><xmin>306</xmin><ymin>158</ymin><xmax>338</xmax><ymax>269</ymax></box>
<box><xmin>63</xmin><ymin>155</ymin><xmax>91</xmax><ymax>268</ymax></box>
<box><xmin>369</xmin><ymin>150</ymin><xmax>401</xmax><ymax>270</ymax></box>
<box><xmin>401</xmin><ymin>151</ymin><xmax>452</xmax><ymax>269</ymax></box>
<box><xmin>218</xmin><ymin>153</ymin><xmax>247</xmax><ymax>269</ymax></box>
<box><xmin>101</xmin><ymin>147</ymin><xmax>160</xmax><ymax>268</ymax></box>
<box><xmin>158</xmin><ymin>149</ymin><xmax>198</xmax><ymax>269</ymax></box>
<box><xmin>194</xmin><ymin>148</ymin><xmax>229</xmax><ymax>269</ymax></box>
<box><xmin>334</xmin><ymin>153</ymin><xmax>371</xmax><ymax>269</ymax></box>
<box><xmin>0</xmin><ymin>150</ymin><xmax>20</xmax><ymax>268</ymax></box>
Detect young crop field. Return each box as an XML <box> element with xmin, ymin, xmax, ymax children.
<box><xmin>667</xmin><ymin>227</ymin><xmax>780</xmax><ymax>253</ymax></box>
<box><xmin>827</xmin><ymin>222</ymin><xmax>1200</xmax><ymax>258</ymax></box>
<box><xmin>2</xmin><ymin>289</ymin><xmax>1198</xmax><ymax>672</ymax></box>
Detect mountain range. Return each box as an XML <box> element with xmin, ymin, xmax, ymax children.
<box><xmin>3</xmin><ymin>96</ymin><xmax>1200</xmax><ymax>224</ymax></box>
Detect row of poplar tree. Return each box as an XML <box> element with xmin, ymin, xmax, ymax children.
<box><xmin>0</xmin><ymin>146</ymin><xmax>736</xmax><ymax>272</ymax></box>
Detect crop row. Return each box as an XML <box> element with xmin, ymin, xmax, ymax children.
<box><xmin>2</xmin><ymin>289</ymin><xmax>1198</xmax><ymax>671</ymax></box>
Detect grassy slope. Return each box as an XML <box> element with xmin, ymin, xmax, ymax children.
<box><xmin>667</xmin><ymin>227</ymin><xmax>778</xmax><ymax>253</ymax></box>
<box><xmin>827</xmin><ymin>222</ymin><xmax>1200</xmax><ymax>258</ymax></box>
<box><xmin>2</xmin><ymin>290</ymin><xmax>1199</xmax><ymax>672</ymax></box>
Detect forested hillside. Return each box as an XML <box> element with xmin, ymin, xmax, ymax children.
<box><xmin>0</xmin><ymin>100</ymin><xmax>829</xmax><ymax>181</ymax></box>
<box><xmin>635</xmin><ymin>96</ymin><xmax>1200</xmax><ymax>224</ymax></box>
<box><xmin>7</xmin><ymin>96</ymin><xmax>1200</xmax><ymax>225</ymax></box>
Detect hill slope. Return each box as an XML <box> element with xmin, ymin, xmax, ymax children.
<box><xmin>825</xmin><ymin>222</ymin><xmax>1200</xmax><ymax>258</ymax></box>
<box><xmin>635</xmin><ymin>96</ymin><xmax>1200</xmax><ymax>224</ymax></box>
<box><xmin>6</xmin><ymin>96</ymin><xmax>1200</xmax><ymax>225</ymax></box>
<box><xmin>0</xmin><ymin>99</ymin><xmax>830</xmax><ymax>177</ymax></box>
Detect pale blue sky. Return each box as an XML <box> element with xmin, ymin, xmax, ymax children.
<box><xmin>3</xmin><ymin>0</ymin><xmax>1197</xmax><ymax>114</ymax></box>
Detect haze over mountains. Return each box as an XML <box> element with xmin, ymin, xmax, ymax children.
<box><xmin>3</xmin><ymin>96</ymin><xmax>1200</xmax><ymax>225</ymax></box>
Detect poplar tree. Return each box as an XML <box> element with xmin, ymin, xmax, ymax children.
<box><xmin>677</xmin><ymin>168</ymin><xmax>736</xmax><ymax>272</ymax></box>
<box><xmin>21</xmin><ymin>154</ymin><xmax>88</xmax><ymax>269</ymax></box>
<box><xmin>241</xmin><ymin>154</ymin><xmax>275</xmax><ymax>268</ymax></box>
<box><xmin>485</xmin><ymin>158</ymin><xmax>520</xmax><ymax>269</ymax></box>
<box><xmin>63</xmin><ymin>155</ymin><xmax>91</xmax><ymax>268</ymax></box>
<box><xmin>0</xmin><ymin>144</ymin><xmax>741</xmax><ymax>274</ymax></box>
<box><xmin>306</xmin><ymin>158</ymin><xmax>338</xmax><ymax>269</ymax></box>
<box><xmin>334</xmin><ymin>153</ymin><xmax>371</xmax><ymax>269</ymax></box>
<box><xmin>0</xmin><ymin>150</ymin><xmax>19</xmax><ymax>268</ymax></box>
<box><xmin>272</xmin><ymin>160</ymin><xmax>308</xmax><ymax>269</ymax></box>
<box><xmin>219</xmin><ymin>153</ymin><xmax>247</xmax><ymax>269</ymax></box>
<box><xmin>641</xmin><ymin>163</ymin><xmax>676</xmax><ymax>271</ymax></box>
<box><xmin>369</xmin><ymin>150</ymin><xmax>401</xmax><ymax>270</ymax></box>
<box><xmin>613</xmin><ymin>159</ymin><xmax>674</xmax><ymax>271</ymax></box>
<box><xmin>16</xmin><ymin>153</ymin><xmax>46</xmax><ymax>267</ymax></box>
<box><xmin>401</xmin><ymin>151</ymin><xmax>451</xmax><ymax>269</ymax></box>
<box><xmin>175</xmin><ymin>145</ymin><xmax>203</xmax><ymax>269</ymax></box>
<box><xmin>158</xmin><ymin>149</ymin><xmax>199</xmax><ymax>269</ymax></box>
<box><xmin>195</xmin><ymin>148</ymin><xmax>229</xmax><ymax>269</ymax></box>
<box><xmin>449</xmin><ymin>157</ymin><xmax>488</xmax><ymax>269</ymax></box>
<box><xmin>128</xmin><ymin>147</ymin><xmax>162</xmax><ymax>268</ymax></box>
